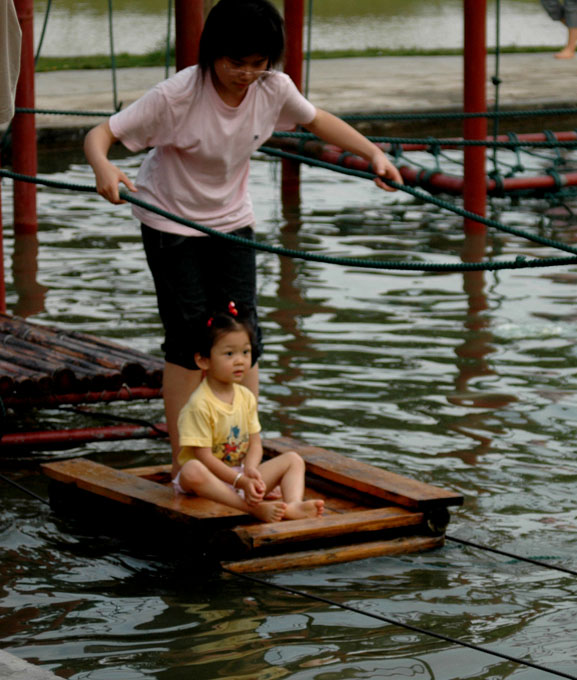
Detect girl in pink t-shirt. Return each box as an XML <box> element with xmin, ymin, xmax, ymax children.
<box><xmin>84</xmin><ymin>0</ymin><xmax>403</xmax><ymax>476</ymax></box>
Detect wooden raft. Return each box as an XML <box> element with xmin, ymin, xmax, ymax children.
<box><xmin>0</xmin><ymin>313</ymin><xmax>163</xmax><ymax>406</ymax></box>
<box><xmin>42</xmin><ymin>437</ymin><xmax>463</xmax><ymax>573</ymax></box>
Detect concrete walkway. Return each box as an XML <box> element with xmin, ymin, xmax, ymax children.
<box><xmin>30</xmin><ymin>52</ymin><xmax>577</xmax><ymax>133</ymax></box>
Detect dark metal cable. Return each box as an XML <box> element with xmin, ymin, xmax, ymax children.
<box><xmin>447</xmin><ymin>535</ymin><xmax>577</xmax><ymax>576</ymax></box>
<box><xmin>1</xmin><ymin>464</ymin><xmax>576</xmax><ymax>676</ymax></box>
<box><xmin>57</xmin><ymin>405</ymin><xmax>168</xmax><ymax>437</ymax></box>
<box><xmin>223</xmin><ymin>567</ymin><xmax>577</xmax><ymax>679</ymax></box>
<box><xmin>0</xmin><ymin>472</ymin><xmax>50</xmax><ymax>505</ymax></box>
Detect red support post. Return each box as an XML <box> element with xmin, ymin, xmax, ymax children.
<box><xmin>282</xmin><ymin>0</ymin><xmax>305</xmax><ymax>211</ymax></box>
<box><xmin>12</xmin><ymin>0</ymin><xmax>37</xmax><ymax>237</ymax></box>
<box><xmin>463</xmin><ymin>0</ymin><xmax>487</xmax><ymax>237</ymax></box>
<box><xmin>284</xmin><ymin>0</ymin><xmax>304</xmax><ymax>91</ymax></box>
<box><xmin>0</xmin><ymin>187</ymin><xmax>6</xmax><ymax>313</ymax></box>
<box><xmin>174</xmin><ymin>0</ymin><xmax>204</xmax><ymax>71</ymax></box>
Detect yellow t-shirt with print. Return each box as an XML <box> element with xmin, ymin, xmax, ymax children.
<box><xmin>177</xmin><ymin>379</ymin><xmax>261</xmax><ymax>468</ymax></box>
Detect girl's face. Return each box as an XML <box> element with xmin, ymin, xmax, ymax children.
<box><xmin>212</xmin><ymin>53</ymin><xmax>270</xmax><ymax>105</ymax></box>
<box><xmin>206</xmin><ymin>329</ymin><xmax>252</xmax><ymax>386</ymax></box>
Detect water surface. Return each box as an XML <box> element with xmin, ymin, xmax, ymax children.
<box><xmin>2</xmin><ymin>143</ymin><xmax>577</xmax><ymax>678</ymax></box>
<box><xmin>32</xmin><ymin>0</ymin><xmax>564</xmax><ymax>56</ymax></box>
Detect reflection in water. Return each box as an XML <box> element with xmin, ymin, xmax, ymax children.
<box><xmin>11</xmin><ymin>233</ymin><xmax>48</xmax><ymax>317</ymax></box>
<box><xmin>445</xmin><ymin>229</ymin><xmax>518</xmax><ymax>465</ymax></box>
<box><xmin>3</xmin><ymin>156</ymin><xmax>577</xmax><ymax>678</ymax></box>
<box><xmin>266</xmin><ymin>175</ymin><xmax>329</xmax><ymax>435</ymax></box>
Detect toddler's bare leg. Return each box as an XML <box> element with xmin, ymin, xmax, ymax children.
<box><xmin>259</xmin><ymin>452</ymin><xmax>324</xmax><ymax>520</ymax></box>
<box><xmin>179</xmin><ymin>460</ymin><xmax>286</xmax><ymax>522</ymax></box>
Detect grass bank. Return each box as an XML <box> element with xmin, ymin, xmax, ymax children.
<box><xmin>35</xmin><ymin>44</ymin><xmax>559</xmax><ymax>72</ymax></box>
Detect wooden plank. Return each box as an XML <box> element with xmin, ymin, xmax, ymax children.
<box><xmin>231</xmin><ymin>506</ymin><xmax>425</xmax><ymax>550</ymax></box>
<box><xmin>123</xmin><ymin>464</ymin><xmax>172</xmax><ymax>483</ymax></box>
<box><xmin>42</xmin><ymin>458</ymin><xmax>245</xmax><ymax>521</ymax></box>
<box><xmin>222</xmin><ymin>534</ymin><xmax>445</xmax><ymax>573</ymax></box>
<box><xmin>263</xmin><ymin>437</ymin><xmax>464</xmax><ymax>510</ymax></box>
<box><xmin>121</xmin><ymin>464</ymin><xmax>371</xmax><ymax>514</ymax></box>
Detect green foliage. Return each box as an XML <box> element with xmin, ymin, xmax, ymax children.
<box><xmin>35</xmin><ymin>45</ymin><xmax>558</xmax><ymax>72</ymax></box>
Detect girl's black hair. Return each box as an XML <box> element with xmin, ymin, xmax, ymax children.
<box><xmin>198</xmin><ymin>0</ymin><xmax>285</xmax><ymax>74</ymax></box>
<box><xmin>197</xmin><ymin>302</ymin><xmax>256</xmax><ymax>358</ymax></box>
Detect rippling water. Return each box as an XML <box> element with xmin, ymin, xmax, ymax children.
<box><xmin>32</xmin><ymin>0</ymin><xmax>565</xmax><ymax>56</ymax></box>
<box><xmin>2</xmin><ymin>148</ymin><xmax>577</xmax><ymax>678</ymax></box>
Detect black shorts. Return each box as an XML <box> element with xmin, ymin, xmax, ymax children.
<box><xmin>141</xmin><ymin>224</ymin><xmax>263</xmax><ymax>370</ymax></box>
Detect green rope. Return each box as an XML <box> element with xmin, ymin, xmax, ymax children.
<box><xmin>14</xmin><ymin>107</ymin><xmax>114</xmax><ymax>117</ymax></box>
<box><xmin>259</xmin><ymin>144</ymin><xmax>577</xmax><ymax>256</ymax></box>
<box><xmin>2</xmin><ymin>167</ymin><xmax>577</xmax><ymax>273</ymax></box>
<box><xmin>272</xmin><ymin>130</ymin><xmax>577</xmax><ymax>149</ymax></box>
<box><xmin>165</xmin><ymin>0</ymin><xmax>173</xmax><ymax>80</ymax></box>
<box><xmin>107</xmin><ymin>0</ymin><xmax>120</xmax><ymax>111</ymax></box>
<box><xmin>12</xmin><ymin>108</ymin><xmax>577</xmax><ymax>135</ymax></box>
<box><xmin>34</xmin><ymin>0</ymin><xmax>52</xmax><ymax>67</ymax></box>
<box><xmin>340</xmin><ymin>107</ymin><xmax>577</xmax><ymax>122</ymax></box>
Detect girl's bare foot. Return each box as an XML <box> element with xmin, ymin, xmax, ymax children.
<box><xmin>250</xmin><ymin>500</ymin><xmax>286</xmax><ymax>523</ymax></box>
<box><xmin>555</xmin><ymin>48</ymin><xmax>575</xmax><ymax>59</ymax></box>
<box><xmin>284</xmin><ymin>499</ymin><xmax>324</xmax><ymax>520</ymax></box>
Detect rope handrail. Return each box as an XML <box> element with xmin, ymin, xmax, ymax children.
<box><xmin>11</xmin><ymin>106</ymin><xmax>577</xmax><ymax>130</ymax></box>
<box><xmin>272</xmin><ymin>129</ymin><xmax>577</xmax><ymax>149</ymax></box>
<box><xmin>14</xmin><ymin>107</ymin><xmax>114</xmax><ymax>118</ymax></box>
<box><xmin>2</xmin><ymin>166</ymin><xmax>577</xmax><ymax>273</ymax></box>
<box><xmin>12</xmin><ymin>106</ymin><xmax>577</xmax><ymax>152</ymax></box>
<box><xmin>259</xmin><ymin>145</ymin><xmax>577</xmax><ymax>255</ymax></box>
<box><xmin>340</xmin><ymin>106</ymin><xmax>577</xmax><ymax>121</ymax></box>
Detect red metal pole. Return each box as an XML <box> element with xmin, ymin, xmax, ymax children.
<box><xmin>174</xmin><ymin>0</ymin><xmax>204</xmax><ymax>71</ymax></box>
<box><xmin>0</xmin><ymin>423</ymin><xmax>167</xmax><ymax>449</ymax></box>
<box><xmin>0</xmin><ymin>174</ymin><xmax>6</xmax><ymax>313</ymax></box>
<box><xmin>284</xmin><ymin>0</ymin><xmax>304</xmax><ymax>91</ymax></box>
<box><xmin>12</xmin><ymin>0</ymin><xmax>37</xmax><ymax>237</ymax></box>
<box><xmin>463</xmin><ymin>0</ymin><xmax>487</xmax><ymax>237</ymax></box>
<box><xmin>282</xmin><ymin>0</ymin><xmax>305</xmax><ymax>211</ymax></box>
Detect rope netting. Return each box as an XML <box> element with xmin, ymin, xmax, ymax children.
<box><xmin>4</xmin><ymin>0</ymin><xmax>577</xmax><ymax>274</ymax></box>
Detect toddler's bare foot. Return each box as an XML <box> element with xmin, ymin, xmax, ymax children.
<box><xmin>250</xmin><ymin>500</ymin><xmax>286</xmax><ymax>523</ymax></box>
<box><xmin>555</xmin><ymin>48</ymin><xmax>575</xmax><ymax>59</ymax></box>
<box><xmin>284</xmin><ymin>499</ymin><xmax>324</xmax><ymax>520</ymax></box>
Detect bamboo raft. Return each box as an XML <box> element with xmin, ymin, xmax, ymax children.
<box><xmin>0</xmin><ymin>313</ymin><xmax>163</xmax><ymax>407</ymax></box>
<box><xmin>42</xmin><ymin>437</ymin><xmax>463</xmax><ymax>573</ymax></box>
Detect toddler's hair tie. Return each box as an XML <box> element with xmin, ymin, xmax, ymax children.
<box><xmin>228</xmin><ymin>301</ymin><xmax>238</xmax><ymax>317</ymax></box>
<box><xmin>207</xmin><ymin>317</ymin><xmax>214</xmax><ymax>327</ymax></box>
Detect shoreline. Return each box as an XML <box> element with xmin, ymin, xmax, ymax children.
<box><xmin>35</xmin><ymin>44</ymin><xmax>563</xmax><ymax>73</ymax></box>
<box><xmin>3</xmin><ymin>51</ymin><xmax>577</xmax><ymax>147</ymax></box>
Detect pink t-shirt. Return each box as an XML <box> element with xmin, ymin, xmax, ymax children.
<box><xmin>109</xmin><ymin>66</ymin><xmax>317</xmax><ymax>236</ymax></box>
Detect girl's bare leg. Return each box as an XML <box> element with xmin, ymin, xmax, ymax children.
<box><xmin>164</xmin><ymin>362</ymin><xmax>202</xmax><ymax>477</ymax></box>
<box><xmin>179</xmin><ymin>460</ymin><xmax>286</xmax><ymax>523</ymax></box>
<box><xmin>556</xmin><ymin>27</ymin><xmax>577</xmax><ymax>58</ymax></box>
<box><xmin>259</xmin><ymin>452</ymin><xmax>324</xmax><ymax>520</ymax></box>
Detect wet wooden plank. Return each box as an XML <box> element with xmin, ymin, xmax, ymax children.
<box><xmin>263</xmin><ymin>437</ymin><xmax>464</xmax><ymax>510</ymax></box>
<box><xmin>123</xmin><ymin>464</ymin><xmax>172</xmax><ymax>483</ymax></box>
<box><xmin>231</xmin><ymin>506</ymin><xmax>425</xmax><ymax>550</ymax></box>
<box><xmin>42</xmin><ymin>458</ymin><xmax>244</xmax><ymax>521</ymax></box>
<box><xmin>122</xmin><ymin>464</ymin><xmax>374</xmax><ymax>514</ymax></box>
<box><xmin>222</xmin><ymin>534</ymin><xmax>445</xmax><ymax>574</ymax></box>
